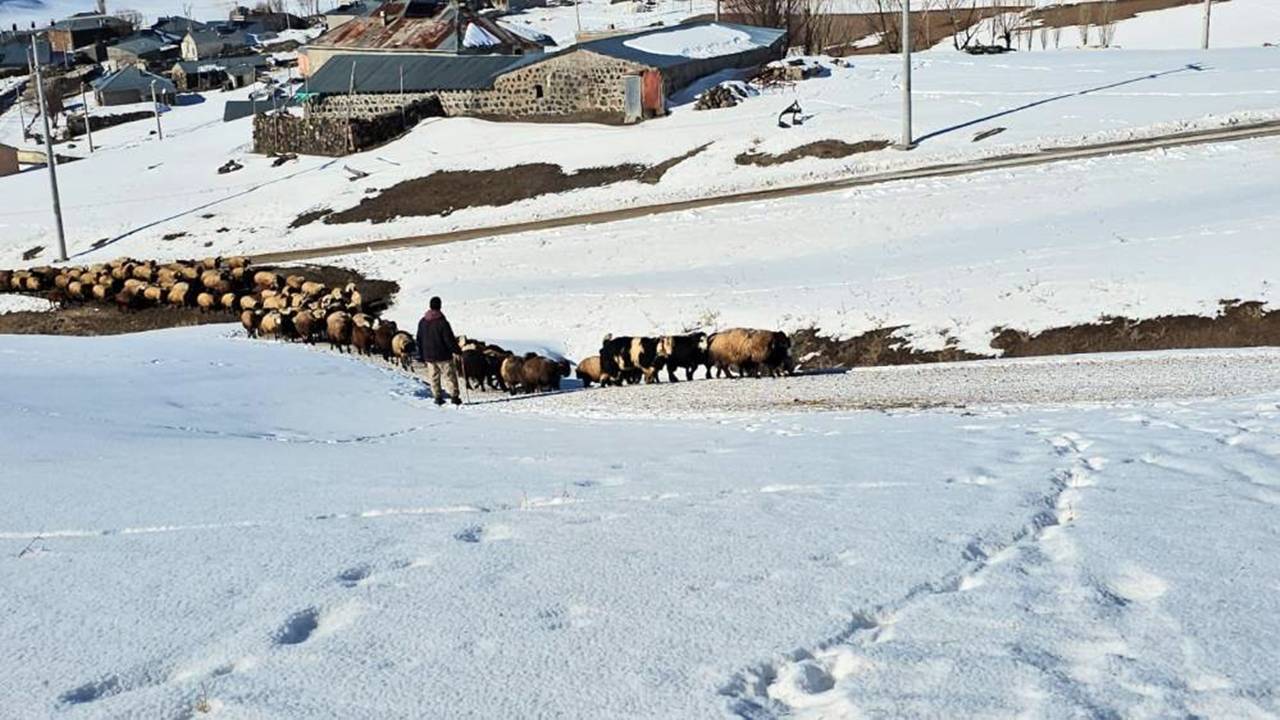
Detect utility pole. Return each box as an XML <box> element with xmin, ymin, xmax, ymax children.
<box><xmin>897</xmin><ymin>0</ymin><xmax>914</xmax><ymax>150</ymax></box>
<box><xmin>574</xmin><ymin>0</ymin><xmax>581</xmax><ymax>38</ymax></box>
<box><xmin>1202</xmin><ymin>0</ymin><xmax>1212</xmax><ymax>49</ymax></box>
<box><xmin>32</xmin><ymin>35</ymin><xmax>68</xmax><ymax>262</ymax></box>
<box><xmin>715</xmin><ymin>0</ymin><xmax>720</xmax><ymax>22</ymax></box>
<box><xmin>80</xmin><ymin>83</ymin><xmax>95</xmax><ymax>153</ymax></box>
<box><xmin>150</xmin><ymin>80</ymin><xmax>164</xmax><ymax>140</ymax></box>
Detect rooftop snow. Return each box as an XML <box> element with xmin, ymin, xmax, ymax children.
<box><xmin>622</xmin><ymin>23</ymin><xmax>757</xmax><ymax>58</ymax></box>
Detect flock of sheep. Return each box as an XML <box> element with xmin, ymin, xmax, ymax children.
<box><xmin>0</xmin><ymin>258</ymin><xmax>796</xmax><ymax>398</ymax></box>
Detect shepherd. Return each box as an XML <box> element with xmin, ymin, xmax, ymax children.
<box><xmin>417</xmin><ymin>296</ymin><xmax>463</xmax><ymax>406</ymax></box>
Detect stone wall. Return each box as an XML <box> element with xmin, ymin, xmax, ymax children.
<box><xmin>313</xmin><ymin>50</ymin><xmax>650</xmax><ymax>125</ymax></box>
<box><xmin>438</xmin><ymin>51</ymin><xmax>648</xmax><ymax>122</ymax></box>
<box><xmin>253</xmin><ymin>99</ymin><xmax>442</xmax><ymax>156</ymax></box>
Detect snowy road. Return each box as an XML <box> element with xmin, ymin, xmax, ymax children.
<box><xmin>2</xmin><ymin>328</ymin><xmax>1278</xmax><ymax>718</ymax></box>
<box><xmin>489</xmin><ymin>348</ymin><xmax>1280</xmax><ymax>417</ymax></box>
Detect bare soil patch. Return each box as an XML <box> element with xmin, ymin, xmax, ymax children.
<box><xmin>0</xmin><ymin>304</ymin><xmax>228</xmax><ymax>336</ymax></box>
<box><xmin>795</xmin><ymin>300</ymin><xmax>1280</xmax><ymax>370</ymax></box>
<box><xmin>1028</xmin><ymin>0</ymin><xmax>1209</xmax><ymax>30</ymax></box>
<box><xmin>993</xmin><ymin>300</ymin><xmax>1280</xmax><ymax>357</ymax></box>
<box><xmin>319</xmin><ymin>146</ymin><xmax>708</xmax><ymax>226</ymax></box>
<box><xmin>792</xmin><ymin>326</ymin><xmax>986</xmax><ymax>370</ymax></box>
<box><xmin>736</xmin><ymin>139</ymin><xmax>890</xmax><ymax>167</ymax></box>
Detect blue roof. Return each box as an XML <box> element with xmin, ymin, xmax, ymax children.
<box><xmin>92</xmin><ymin>66</ymin><xmax>177</xmax><ymax>94</ymax></box>
<box><xmin>307</xmin><ymin>52</ymin><xmax>543</xmax><ymax>94</ymax></box>
<box><xmin>577</xmin><ymin>21</ymin><xmax>786</xmax><ymax>70</ymax></box>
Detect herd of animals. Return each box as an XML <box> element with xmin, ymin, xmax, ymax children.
<box><xmin>0</xmin><ymin>257</ymin><xmax>796</xmax><ymax>397</ymax></box>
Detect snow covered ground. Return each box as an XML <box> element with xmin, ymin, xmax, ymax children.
<box><xmin>2</xmin><ymin>47</ymin><xmax>1278</xmax><ymax>271</ymax></box>
<box><xmin>2</xmin><ymin>326</ymin><xmax>1278</xmax><ymax>718</ymax></box>
<box><xmin>316</xmin><ymin>134</ymin><xmax>1280</xmax><ymax>360</ymax></box>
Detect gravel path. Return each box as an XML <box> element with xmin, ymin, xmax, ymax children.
<box><xmin>476</xmin><ymin>348</ymin><xmax>1280</xmax><ymax>418</ymax></box>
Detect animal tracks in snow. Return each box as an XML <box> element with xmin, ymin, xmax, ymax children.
<box><xmin>723</xmin><ymin>429</ymin><xmax>1111</xmax><ymax>718</ymax></box>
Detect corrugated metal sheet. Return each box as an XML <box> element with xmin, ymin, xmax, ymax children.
<box><xmin>313</xmin><ymin>3</ymin><xmax>539</xmax><ymax>53</ymax></box>
<box><xmin>92</xmin><ymin>66</ymin><xmax>177</xmax><ymax>93</ymax></box>
<box><xmin>307</xmin><ymin>52</ymin><xmax>541</xmax><ymax>94</ymax></box>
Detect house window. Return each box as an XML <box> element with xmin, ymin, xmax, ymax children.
<box><xmin>533</xmin><ymin>84</ymin><xmax>544</xmax><ymax>99</ymax></box>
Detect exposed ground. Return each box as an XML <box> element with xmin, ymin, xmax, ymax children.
<box><xmin>735</xmin><ymin>140</ymin><xmax>891</xmax><ymax>167</ymax></box>
<box><xmin>317</xmin><ymin>146</ymin><xmax>709</xmax><ymax>226</ymax></box>
<box><xmin>793</xmin><ymin>301</ymin><xmax>1280</xmax><ymax>369</ymax></box>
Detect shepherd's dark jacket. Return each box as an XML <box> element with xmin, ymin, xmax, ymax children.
<box><xmin>417</xmin><ymin>309</ymin><xmax>461</xmax><ymax>363</ymax></box>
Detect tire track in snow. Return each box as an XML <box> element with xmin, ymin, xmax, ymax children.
<box><xmin>720</xmin><ymin>430</ymin><xmax>1104</xmax><ymax>719</ymax></box>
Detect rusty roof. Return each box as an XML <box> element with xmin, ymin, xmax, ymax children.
<box><xmin>312</xmin><ymin>3</ymin><xmax>539</xmax><ymax>53</ymax></box>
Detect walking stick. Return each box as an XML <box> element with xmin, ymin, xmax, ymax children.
<box><xmin>457</xmin><ymin>354</ymin><xmax>469</xmax><ymax>405</ymax></box>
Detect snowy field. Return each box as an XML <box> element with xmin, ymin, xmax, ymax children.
<box><xmin>317</xmin><ymin>135</ymin><xmax>1280</xmax><ymax>360</ymax></box>
<box><xmin>2</xmin><ymin>47</ymin><xmax>1279</xmax><ymax>267</ymax></box>
<box><xmin>2</xmin><ymin>326</ymin><xmax>1278</xmax><ymax>718</ymax></box>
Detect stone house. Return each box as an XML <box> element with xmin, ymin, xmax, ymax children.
<box><xmin>305</xmin><ymin>21</ymin><xmax>786</xmax><ymax>125</ymax></box>
<box><xmin>171</xmin><ymin>55</ymin><xmax>269</xmax><ymax>91</ymax></box>
<box><xmin>47</xmin><ymin>13</ymin><xmax>132</xmax><ymax>54</ymax></box>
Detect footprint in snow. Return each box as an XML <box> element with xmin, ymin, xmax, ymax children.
<box><xmin>274</xmin><ymin>608</ymin><xmax>320</xmax><ymax>646</ymax></box>
<box><xmin>454</xmin><ymin>525</ymin><xmax>484</xmax><ymax>543</ymax></box>
<box><xmin>337</xmin><ymin>564</ymin><xmax>372</xmax><ymax>587</ymax></box>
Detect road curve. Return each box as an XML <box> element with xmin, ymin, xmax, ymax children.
<box><xmin>254</xmin><ymin>120</ymin><xmax>1280</xmax><ymax>264</ymax></box>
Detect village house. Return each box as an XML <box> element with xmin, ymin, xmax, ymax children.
<box><xmin>151</xmin><ymin>16</ymin><xmax>206</xmax><ymax>42</ymax></box>
<box><xmin>47</xmin><ymin>13</ymin><xmax>133</xmax><ymax>54</ymax></box>
<box><xmin>298</xmin><ymin>0</ymin><xmax>543</xmax><ymax>77</ymax></box>
<box><xmin>181</xmin><ymin>27</ymin><xmax>249</xmax><ymax>61</ymax></box>
<box><xmin>228</xmin><ymin>6</ymin><xmax>308</xmax><ymax>33</ymax></box>
<box><xmin>105</xmin><ymin>34</ymin><xmax>176</xmax><ymax>71</ymax></box>
<box><xmin>171</xmin><ymin>55</ymin><xmax>269</xmax><ymax>91</ymax></box>
<box><xmin>0</xmin><ymin>34</ymin><xmax>54</xmax><ymax>72</ymax></box>
<box><xmin>91</xmin><ymin>66</ymin><xmax>177</xmax><ymax>105</ymax></box>
<box><xmin>304</xmin><ymin>21</ymin><xmax>785</xmax><ymax>125</ymax></box>
<box><xmin>322</xmin><ymin>0</ymin><xmax>387</xmax><ymax>31</ymax></box>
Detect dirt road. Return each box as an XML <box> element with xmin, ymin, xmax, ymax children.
<box><xmin>254</xmin><ymin>120</ymin><xmax>1280</xmax><ymax>264</ymax></box>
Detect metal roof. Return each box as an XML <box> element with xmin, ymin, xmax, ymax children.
<box><xmin>92</xmin><ymin>66</ymin><xmax>177</xmax><ymax>94</ymax></box>
<box><xmin>52</xmin><ymin>14</ymin><xmax>132</xmax><ymax>33</ymax></box>
<box><xmin>327</xmin><ymin>0</ymin><xmax>387</xmax><ymax>18</ymax></box>
<box><xmin>173</xmin><ymin>54</ymin><xmax>270</xmax><ymax>74</ymax></box>
<box><xmin>152</xmin><ymin>16</ymin><xmax>207</xmax><ymax>35</ymax></box>
<box><xmin>578</xmin><ymin>21</ymin><xmax>786</xmax><ymax>70</ymax></box>
<box><xmin>312</xmin><ymin>2</ymin><xmax>541</xmax><ymax>54</ymax></box>
<box><xmin>307</xmin><ymin>52</ymin><xmax>541</xmax><ymax>94</ymax></box>
<box><xmin>108</xmin><ymin>35</ymin><xmax>168</xmax><ymax>56</ymax></box>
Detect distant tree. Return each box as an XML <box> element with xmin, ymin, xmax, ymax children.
<box><xmin>942</xmin><ymin>0</ymin><xmax>980</xmax><ymax>51</ymax></box>
<box><xmin>1097</xmin><ymin>0</ymin><xmax>1117</xmax><ymax>47</ymax></box>
<box><xmin>1076</xmin><ymin>2</ymin><xmax>1091</xmax><ymax>46</ymax></box>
